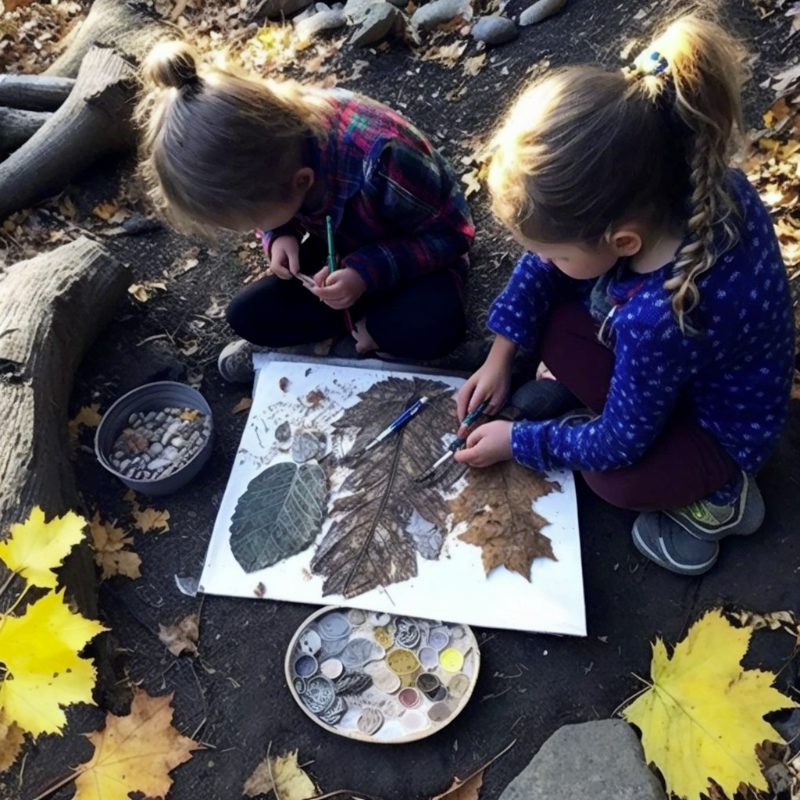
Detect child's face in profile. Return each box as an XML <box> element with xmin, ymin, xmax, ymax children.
<box><xmin>515</xmin><ymin>234</ymin><xmax>620</xmax><ymax>280</ymax></box>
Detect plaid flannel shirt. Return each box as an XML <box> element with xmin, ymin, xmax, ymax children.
<box><xmin>261</xmin><ymin>89</ymin><xmax>474</xmax><ymax>293</ymax></box>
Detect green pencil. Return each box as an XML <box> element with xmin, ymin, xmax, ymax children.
<box><xmin>324</xmin><ymin>215</ymin><xmax>353</xmax><ymax>332</ymax></box>
<box><xmin>326</xmin><ymin>215</ymin><xmax>336</xmax><ymax>275</ymax></box>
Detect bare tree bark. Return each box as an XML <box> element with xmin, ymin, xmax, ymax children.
<box><xmin>0</xmin><ymin>107</ymin><xmax>51</xmax><ymax>155</ymax></box>
<box><xmin>0</xmin><ymin>75</ymin><xmax>75</xmax><ymax>111</ymax></box>
<box><xmin>0</xmin><ymin>46</ymin><xmax>136</xmax><ymax>222</ymax></box>
<box><xmin>0</xmin><ymin>237</ymin><xmax>129</xmax><ymax>618</ymax></box>
<box><xmin>45</xmin><ymin>0</ymin><xmax>175</xmax><ymax>79</ymax></box>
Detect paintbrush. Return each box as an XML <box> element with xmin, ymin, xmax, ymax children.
<box><xmin>415</xmin><ymin>400</ymin><xmax>489</xmax><ymax>482</ymax></box>
<box><xmin>326</xmin><ymin>215</ymin><xmax>353</xmax><ymax>333</ymax></box>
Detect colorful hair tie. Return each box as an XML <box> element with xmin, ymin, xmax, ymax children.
<box><xmin>624</xmin><ymin>49</ymin><xmax>670</xmax><ymax>80</ymax></box>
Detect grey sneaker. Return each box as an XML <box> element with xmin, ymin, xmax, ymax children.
<box><xmin>665</xmin><ymin>473</ymin><xmax>764</xmax><ymax>542</ymax></box>
<box><xmin>510</xmin><ymin>379</ymin><xmax>583</xmax><ymax>421</ymax></box>
<box><xmin>632</xmin><ymin>512</ymin><xmax>719</xmax><ymax>576</ymax></box>
<box><xmin>217</xmin><ymin>339</ymin><xmax>266</xmax><ymax>384</ymax></box>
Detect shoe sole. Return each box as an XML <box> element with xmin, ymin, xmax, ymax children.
<box><xmin>632</xmin><ymin>520</ymin><xmax>718</xmax><ymax>576</ymax></box>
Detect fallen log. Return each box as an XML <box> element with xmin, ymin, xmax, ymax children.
<box><xmin>45</xmin><ymin>0</ymin><xmax>175</xmax><ymax>79</ymax></box>
<box><xmin>0</xmin><ymin>107</ymin><xmax>51</xmax><ymax>155</ymax></box>
<box><xmin>0</xmin><ymin>74</ymin><xmax>75</xmax><ymax>111</ymax></box>
<box><xmin>0</xmin><ymin>46</ymin><xmax>136</xmax><ymax>222</ymax></box>
<box><xmin>0</xmin><ymin>236</ymin><xmax>129</xmax><ymax>618</ymax></box>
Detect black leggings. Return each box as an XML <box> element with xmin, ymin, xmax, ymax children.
<box><xmin>226</xmin><ymin>236</ymin><xmax>467</xmax><ymax>360</ymax></box>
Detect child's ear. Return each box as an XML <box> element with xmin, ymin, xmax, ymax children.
<box><xmin>609</xmin><ymin>229</ymin><xmax>642</xmax><ymax>257</ymax></box>
<box><xmin>293</xmin><ymin>167</ymin><xmax>315</xmax><ymax>193</ymax></box>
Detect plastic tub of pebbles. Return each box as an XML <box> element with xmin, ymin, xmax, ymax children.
<box><xmin>95</xmin><ymin>381</ymin><xmax>214</xmax><ymax>496</ymax></box>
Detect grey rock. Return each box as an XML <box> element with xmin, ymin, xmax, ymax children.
<box><xmin>119</xmin><ymin>459</ymin><xmax>131</xmax><ymax>472</ymax></box>
<box><xmin>292</xmin><ymin>431</ymin><xmax>326</xmax><ymax>463</ymax></box>
<box><xmin>141</xmin><ymin>471</ymin><xmax>152</xmax><ymax>480</ymax></box>
<box><xmin>411</xmin><ymin>0</ymin><xmax>471</xmax><ymax>29</ymax></box>
<box><xmin>295</xmin><ymin>8</ymin><xmax>347</xmax><ymax>39</ymax></box>
<box><xmin>155</xmin><ymin>412</ymin><xmax>167</xmax><ymax>424</ymax></box>
<box><xmin>471</xmin><ymin>14</ymin><xmax>517</xmax><ymax>44</ymax></box>
<box><xmin>163</xmin><ymin>445</ymin><xmax>180</xmax><ymax>461</ymax></box>
<box><xmin>350</xmin><ymin>1</ymin><xmax>400</xmax><ymax>45</ymax></box>
<box><xmin>171</xmin><ymin>436</ymin><xmax>187</xmax><ymax>448</ymax></box>
<box><xmin>518</xmin><ymin>0</ymin><xmax>566</xmax><ymax>26</ymax></box>
<box><xmin>150</xmin><ymin>442</ymin><xmax>164</xmax><ymax>456</ymax></box>
<box><xmin>499</xmin><ymin>721</ymin><xmax>666</xmax><ymax>800</ymax></box>
<box><xmin>144</xmin><ymin>411</ymin><xmax>157</xmax><ymax>423</ymax></box>
<box><xmin>161</xmin><ymin>420</ymin><xmax>182</xmax><ymax>446</ymax></box>
<box><xmin>128</xmin><ymin>413</ymin><xmax>139</xmax><ymax>426</ymax></box>
<box><xmin>149</xmin><ymin>457</ymin><xmax>172</xmax><ymax>472</ymax></box>
<box><xmin>316</xmin><ymin>1</ymin><xmax>330</xmax><ymax>9</ymax></box>
<box><xmin>253</xmin><ymin>0</ymin><xmax>313</xmax><ymax>18</ymax></box>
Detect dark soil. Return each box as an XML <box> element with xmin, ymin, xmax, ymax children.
<box><xmin>5</xmin><ymin>1</ymin><xmax>800</xmax><ymax>799</ymax></box>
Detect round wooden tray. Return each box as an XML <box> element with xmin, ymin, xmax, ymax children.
<box><xmin>285</xmin><ymin>606</ymin><xmax>480</xmax><ymax>743</ymax></box>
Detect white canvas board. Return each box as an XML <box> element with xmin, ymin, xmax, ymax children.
<box><xmin>199</xmin><ymin>355</ymin><xmax>586</xmax><ymax>637</ymax></box>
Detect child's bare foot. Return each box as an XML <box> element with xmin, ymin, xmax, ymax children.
<box><xmin>351</xmin><ymin>319</ymin><xmax>379</xmax><ymax>354</ymax></box>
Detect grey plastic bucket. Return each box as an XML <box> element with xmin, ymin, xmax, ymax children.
<box><xmin>95</xmin><ymin>381</ymin><xmax>214</xmax><ymax>496</ymax></box>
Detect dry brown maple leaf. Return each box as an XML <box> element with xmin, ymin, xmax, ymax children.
<box><xmin>449</xmin><ymin>461</ymin><xmax>558</xmax><ymax>579</ymax></box>
<box><xmin>0</xmin><ymin>709</ymin><xmax>25</xmax><ymax>773</ymax></box>
<box><xmin>132</xmin><ymin>505</ymin><xmax>171</xmax><ymax>534</ymax></box>
<box><xmin>232</xmin><ymin>397</ymin><xmax>253</xmax><ymax>414</ymax></box>
<box><xmin>89</xmin><ymin>511</ymin><xmax>141</xmax><ymax>580</ymax></box>
<box><xmin>158</xmin><ymin>614</ymin><xmax>200</xmax><ymax>657</ymax></box>
<box><xmin>73</xmin><ymin>690</ymin><xmax>201</xmax><ymax>800</ymax></box>
<box><xmin>431</xmin><ymin>771</ymin><xmax>483</xmax><ymax>800</ymax></box>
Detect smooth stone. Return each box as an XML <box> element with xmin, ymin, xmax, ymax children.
<box><xmin>292</xmin><ymin>430</ymin><xmax>326</xmax><ymax>463</ymax></box>
<box><xmin>148</xmin><ymin>457</ymin><xmax>172</xmax><ymax>471</ymax></box>
<box><xmin>411</xmin><ymin>0</ymin><xmax>472</xmax><ymax>30</ymax></box>
<box><xmin>161</xmin><ymin>422</ymin><xmax>181</xmax><ymax>446</ymax></box>
<box><xmin>254</xmin><ymin>0</ymin><xmax>313</xmax><ymax>19</ymax></box>
<box><xmin>162</xmin><ymin>446</ymin><xmax>180</xmax><ymax>461</ymax></box>
<box><xmin>350</xmin><ymin>1</ymin><xmax>401</xmax><ymax>46</ymax></box>
<box><xmin>498</xmin><ymin>720</ymin><xmax>667</xmax><ymax>800</ymax></box>
<box><xmin>471</xmin><ymin>14</ymin><xmax>518</xmax><ymax>44</ymax></box>
<box><xmin>150</xmin><ymin>442</ymin><xmax>164</xmax><ymax>455</ymax></box>
<box><xmin>119</xmin><ymin>459</ymin><xmax>131</xmax><ymax>472</ymax></box>
<box><xmin>128</xmin><ymin>413</ymin><xmax>139</xmax><ymax>425</ymax></box>
<box><xmin>295</xmin><ymin>8</ymin><xmax>347</xmax><ymax>40</ymax></box>
<box><xmin>155</xmin><ymin>412</ymin><xmax>166</xmax><ymax>423</ymax></box>
<box><xmin>316</xmin><ymin>1</ymin><xmax>330</xmax><ymax>9</ymax></box>
<box><xmin>518</xmin><ymin>0</ymin><xmax>566</xmax><ymax>26</ymax></box>
<box><xmin>171</xmin><ymin>436</ymin><xmax>187</xmax><ymax>448</ymax></box>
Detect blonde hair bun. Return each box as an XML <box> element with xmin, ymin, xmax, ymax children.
<box><xmin>144</xmin><ymin>40</ymin><xmax>200</xmax><ymax>90</ymax></box>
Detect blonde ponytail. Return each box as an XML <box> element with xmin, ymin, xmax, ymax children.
<box><xmin>135</xmin><ymin>40</ymin><xmax>332</xmax><ymax>234</ymax></box>
<box><xmin>642</xmin><ymin>15</ymin><xmax>747</xmax><ymax>331</ymax></box>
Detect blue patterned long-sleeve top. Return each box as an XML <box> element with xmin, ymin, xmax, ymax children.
<box><xmin>488</xmin><ymin>170</ymin><xmax>795</xmax><ymax>475</ymax></box>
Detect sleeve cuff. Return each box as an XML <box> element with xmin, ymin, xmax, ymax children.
<box><xmin>510</xmin><ymin>420</ymin><xmax>548</xmax><ymax>471</ymax></box>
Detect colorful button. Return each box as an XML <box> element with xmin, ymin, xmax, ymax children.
<box><xmin>439</xmin><ymin>648</ymin><xmax>464</xmax><ymax>672</ymax></box>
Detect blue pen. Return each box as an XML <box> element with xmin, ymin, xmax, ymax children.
<box><xmin>363</xmin><ymin>397</ymin><xmax>429</xmax><ymax>452</ymax></box>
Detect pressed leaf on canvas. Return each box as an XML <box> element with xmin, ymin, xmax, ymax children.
<box><xmin>230</xmin><ymin>462</ymin><xmax>327</xmax><ymax>572</ymax></box>
<box><xmin>311</xmin><ymin>377</ymin><xmax>456</xmax><ymax>598</ymax></box>
<box><xmin>622</xmin><ymin>609</ymin><xmax>798</xmax><ymax>800</ymax></box>
<box><xmin>449</xmin><ymin>462</ymin><xmax>557</xmax><ymax>579</ymax></box>
<box><xmin>243</xmin><ymin>749</ymin><xmax>317</xmax><ymax>800</ymax></box>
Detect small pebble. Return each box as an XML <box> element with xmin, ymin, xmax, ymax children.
<box><xmin>128</xmin><ymin>413</ymin><xmax>138</xmax><ymax>425</ymax></box>
<box><xmin>471</xmin><ymin>14</ymin><xmax>518</xmax><ymax>45</ymax></box>
<box><xmin>150</xmin><ymin>442</ymin><xmax>163</xmax><ymax>455</ymax></box>
<box><xmin>411</xmin><ymin>0</ymin><xmax>472</xmax><ymax>30</ymax></box>
<box><xmin>518</xmin><ymin>0</ymin><xmax>566</xmax><ymax>26</ymax></box>
<box><xmin>155</xmin><ymin>412</ymin><xmax>166</xmax><ymax>423</ymax></box>
<box><xmin>144</xmin><ymin>411</ymin><xmax>156</xmax><ymax>423</ymax></box>
<box><xmin>171</xmin><ymin>437</ymin><xmax>187</xmax><ymax>448</ymax></box>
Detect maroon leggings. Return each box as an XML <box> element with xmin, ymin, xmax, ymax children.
<box><xmin>540</xmin><ymin>302</ymin><xmax>739</xmax><ymax>512</ymax></box>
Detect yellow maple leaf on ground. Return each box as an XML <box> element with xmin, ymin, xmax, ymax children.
<box><xmin>243</xmin><ymin>749</ymin><xmax>317</xmax><ymax>800</ymax></box>
<box><xmin>0</xmin><ymin>709</ymin><xmax>24</xmax><ymax>773</ymax></box>
<box><xmin>68</xmin><ymin>403</ymin><xmax>102</xmax><ymax>447</ymax></box>
<box><xmin>89</xmin><ymin>512</ymin><xmax>141</xmax><ymax>580</ymax></box>
<box><xmin>132</xmin><ymin>505</ymin><xmax>170</xmax><ymax>534</ymax></box>
<box><xmin>622</xmin><ymin>609</ymin><xmax>798</xmax><ymax>800</ymax></box>
<box><xmin>0</xmin><ymin>589</ymin><xmax>105</xmax><ymax>737</ymax></box>
<box><xmin>0</xmin><ymin>507</ymin><xmax>86</xmax><ymax>589</ymax></box>
<box><xmin>73</xmin><ymin>690</ymin><xmax>201</xmax><ymax>800</ymax></box>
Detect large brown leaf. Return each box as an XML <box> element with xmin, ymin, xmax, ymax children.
<box><xmin>449</xmin><ymin>461</ymin><xmax>558</xmax><ymax>579</ymax></box>
<box><xmin>311</xmin><ymin>377</ymin><xmax>456</xmax><ymax>598</ymax></box>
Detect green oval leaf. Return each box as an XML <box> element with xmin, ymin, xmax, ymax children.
<box><xmin>230</xmin><ymin>462</ymin><xmax>327</xmax><ymax>573</ymax></box>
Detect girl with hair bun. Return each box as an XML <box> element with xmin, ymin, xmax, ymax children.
<box><xmin>137</xmin><ymin>41</ymin><xmax>474</xmax><ymax>380</ymax></box>
<box><xmin>454</xmin><ymin>14</ymin><xmax>794</xmax><ymax>575</ymax></box>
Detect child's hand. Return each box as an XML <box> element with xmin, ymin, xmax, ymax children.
<box><xmin>457</xmin><ymin>350</ymin><xmax>515</xmax><ymax>436</ymax></box>
<box><xmin>310</xmin><ymin>267</ymin><xmax>367</xmax><ymax>310</ymax></box>
<box><xmin>269</xmin><ymin>236</ymin><xmax>301</xmax><ymax>279</ymax></box>
<box><xmin>453</xmin><ymin>421</ymin><xmax>513</xmax><ymax>468</ymax></box>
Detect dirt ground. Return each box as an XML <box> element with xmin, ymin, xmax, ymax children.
<box><xmin>4</xmin><ymin>0</ymin><xmax>800</xmax><ymax>798</ymax></box>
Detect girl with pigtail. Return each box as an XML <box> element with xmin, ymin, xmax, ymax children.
<box><xmin>136</xmin><ymin>42</ymin><xmax>474</xmax><ymax>382</ymax></box>
<box><xmin>455</xmin><ymin>14</ymin><xmax>794</xmax><ymax>575</ymax></box>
